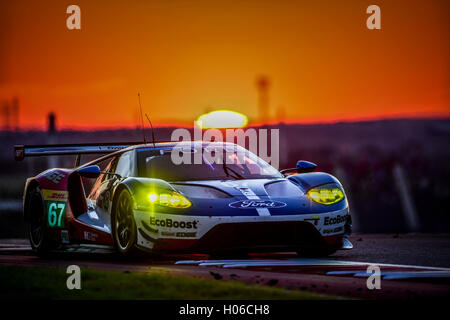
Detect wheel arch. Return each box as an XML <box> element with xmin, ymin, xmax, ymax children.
<box><xmin>110</xmin><ymin>181</ymin><xmax>140</xmax><ymax>255</ymax></box>
<box><xmin>110</xmin><ymin>182</ymin><xmax>135</xmax><ymax>219</ymax></box>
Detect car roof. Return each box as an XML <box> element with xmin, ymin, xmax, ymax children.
<box><xmin>80</xmin><ymin>141</ymin><xmax>240</xmax><ymax>168</ymax></box>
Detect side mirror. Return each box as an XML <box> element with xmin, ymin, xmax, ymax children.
<box><xmin>280</xmin><ymin>160</ymin><xmax>317</xmax><ymax>176</ymax></box>
<box><xmin>296</xmin><ymin>160</ymin><xmax>317</xmax><ymax>173</ymax></box>
<box><xmin>77</xmin><ymin>165</ymin><xmax>101</xmax><ymax>179</ymax></box>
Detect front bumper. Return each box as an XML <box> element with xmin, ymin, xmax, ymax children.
<box><xmin>133</xmin><ymin>207</ymin><xmax>350</xmax><ymax>253</ymax></box>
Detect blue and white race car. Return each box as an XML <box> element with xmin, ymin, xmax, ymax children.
<box><xmin>15</xmin><ymin>141</ymin><xmax>352</xmax><ymax>256</ymax></box>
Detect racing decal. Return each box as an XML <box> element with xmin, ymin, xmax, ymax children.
<box><xmin>323</xmin><ymin>226</ymin><xmax>343</xmax><ymax>234</ymax></box>
<box><xmin>149</xmin><ymin>217</ymin><xmax>198</xmax><ymax>229</ymax></box>
<box><xmin>236</xmin><ymin>187</ymin><xmax>271</xmax><ymax>216</ymax></box>
<box><xmin>61</xmin><ymin>230</ymin><xmax>70</xmax><ymax>244</ymax></box>
<box><xmin>42</xmin><ymin>189</ymin><xmax>68</xmax><ymax>228</ymax></box>
<box><xmin>43</xmin><ymin>171</ymin><xmax>66</xmax><ymax>184</ymax></box>
<box><xmin>229</xmin><ymin>200</ymin><xmax>287</xmax><ymax>209</ymax></box>
<box><xmin>47</xmin><ymin>202</ymin><xmax>66</xmax><ymax>228</ymax></box>
<box><xmin>102</xmin><ymin>145</ymin><xmax>130</xmax><ymax>151</ymax></box>
<box><xmin>304</xmin><ymin>216</ymin><xmax>320</xmax><ymax>226</ymax></box>
<box><xmin>42</xmin><ymin>189</ymin><xmax>68</xmax><ymax>201</ymax></box>
<box><xmin>161</xmin><ymin>231</ymin><xmax>196</xmax><ymax>238</ymax></box>
<box><xmin>175</xmin><ymin>232</ymin><xmax>197</xmax><ymax>238</ymax></box>
<box><xmin>324</xmin><ymin>214</ymin><xmax>348</xmax><ymax>226</ymax></box>
<box><xmin>83</xmin><ymin>231</ymin><xmax>99</xmax><ymax>242</ymax></box>
<box><xmin>151</xmin><ymin>231</ymin><xmax>197</xmax><ymax>238</ymax></box>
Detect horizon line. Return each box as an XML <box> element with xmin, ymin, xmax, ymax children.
<box><xmin>1</xmin><ymin>114</ymin><xmax>449</xmax><ymax>133</ymax></box>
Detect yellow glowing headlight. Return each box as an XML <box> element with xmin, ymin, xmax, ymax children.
<box><xmin>307</xmin><ymin>183</ymin><xmax>345</xmax><ymax>205</ymax></box>
<box><xmin>148</xmin><ymin>191</ymin><xmax>191</xmax><ymax>208</ymax></box>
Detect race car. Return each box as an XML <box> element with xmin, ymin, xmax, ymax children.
<box><xmin>14</xmin><ymin>141</ymin><xmax>352</xmax><ymax>257</ymax></box>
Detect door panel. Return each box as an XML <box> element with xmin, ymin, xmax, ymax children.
<box><xmin>79</xmin><ymin>156</ymin><xmax>118</xmax><ymax>233</ymax></box>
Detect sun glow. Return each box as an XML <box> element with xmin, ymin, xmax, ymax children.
<box><xmin>195</xmin><ymin>110</ymin><xmax>248</xmax><ymax>129</ymax></box>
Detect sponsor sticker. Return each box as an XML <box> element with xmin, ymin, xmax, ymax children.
<box><xmin>176</xmin><ymin>232</ymin><xmax>197</xmax><ymax>238</ymax></box>
<box><xmin>324</xmin><ymin>214</ymin><xmax>348</xmax><ymax>226</ymax></box>
<box><xmin>61</xmin><ymin>230</ymin><xmax>70</xmax><ymax>244</ymax></box>
<box><xmin>83</xmin><ymin>231</ymin><xmax>98</xmax><ymax>241</ymax></box>
<box><xmin>42</xmin><ymin>189</ymin><xmax>68</xmax><ymax>201</ymax></box>
<box><xmin>150</xmin><ymin>217</ymin><xmax>198</xmax><ymax>229</ymax></box>
<box><xmin>304</xmin><ymin>216</ymin><xmax>320</xmax><ymax>226</ymax></box>
<box><xmin>229</xmin><ymin>200</ymin><xmax>286</xmax><ymax>209</ymax></box>
<box><xmin>42</xmin><ymin>190</ymin><xmax>68</xmax><ymax>228</ymax></box>
<box><xmin>43</xmin><ymin>171</ymin><xmax>66</xmax><ymax>184</ymax></box>
<box><xmin>161</xmin><ymin>231</ymin><xmax>197</xmax><ymax>238</ymax></box>
<box><xmin>323</xmin><ymin>226</ymin><xmax>344</xmax><ymax>234</ymax></box>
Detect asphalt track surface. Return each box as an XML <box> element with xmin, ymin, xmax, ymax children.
<box><xmin>1</xmin><ymin>234</ymin><xmax>450</xmax><ymax>300</ymax></box>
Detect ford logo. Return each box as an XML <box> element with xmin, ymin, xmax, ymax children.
<box><xmin>229</xmin><ymin>200</ymin><xmax>287</xmax><ymax>209</ymax></box>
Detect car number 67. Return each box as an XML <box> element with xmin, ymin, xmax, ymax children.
<box><xmin>48</xmin><ymin>202</ymin><xmax>66</xmax><ymax>227</ymax></box>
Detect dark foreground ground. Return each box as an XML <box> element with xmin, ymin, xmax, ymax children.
<box><xmin>2</xmin><ymin>233</ymin><xmax>449</xmax><ymax>267</ymax></box>
<box><xmin>333</xmin><ymin>234</ymin><xmax>450</xmax><ymax>268</ymax></box>
<box><xmin>0</xmin><ymin>234</ymin><xmax>449</xmax><ymax>300</ymax></box>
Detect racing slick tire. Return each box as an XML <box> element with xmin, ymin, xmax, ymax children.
<box><xmin>112</xmin><ymin>188</ymin><xmax>139</xmax><ymax>257</ymax></box>
<box><xmin>25</xmin><ymin>186</ymin><xmax>55</xmax><ymax>255</ymax></box>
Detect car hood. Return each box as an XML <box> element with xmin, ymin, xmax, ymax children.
<box><xmin>171</xmin><ymin>178</ymin><xmax>288</xmax><ymax>197</ymax></box>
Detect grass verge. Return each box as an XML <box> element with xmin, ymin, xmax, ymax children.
<box><xmin>0</xmin><ymin>265</ymin><xmax>332</xmax><ymax>299</ymax></box>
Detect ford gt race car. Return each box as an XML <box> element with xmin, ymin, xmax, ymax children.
<box><xmin>14</xmin><ymin>141</ymin><xmax>352</xmax><ymax>257</ymax></box>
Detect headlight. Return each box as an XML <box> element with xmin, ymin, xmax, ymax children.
<box><xmin>147</xmin><ymin>191</ymin><xmax>192</xmax><ymax>208</ymax></box>
<box><xmin>307</xmin><ymin>183</ymin><xmax>345</xmax><ymax>205</ymax></box>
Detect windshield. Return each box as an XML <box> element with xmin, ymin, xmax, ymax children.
<box><xmin>137</xmin><ymin>145</ymin><xmax>282</xmax><ymax>181</ymax></box>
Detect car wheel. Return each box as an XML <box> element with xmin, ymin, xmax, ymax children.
<box><xmin>26</xmin><ymin>186</ymin><xmax>54</xmax><ymax>255</ymax></box>
<box><xmin>112</xmin><ymin>189</ymin><xmax>138</xmax><ymax>256</ymax></box>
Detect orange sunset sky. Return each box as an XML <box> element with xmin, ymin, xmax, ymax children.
<box><xmin>0</xmin><ymin>0</ymin><xmax>449</xmax><ymax>129</ymax></box>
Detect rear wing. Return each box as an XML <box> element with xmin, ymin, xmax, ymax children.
<box><xmin>14</xmin><ymin>142</ymin><xmax>143</xmax><ymax>161</ymax></box>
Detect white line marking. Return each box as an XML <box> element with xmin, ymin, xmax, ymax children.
<box><xmin>175</xmin><ymin>258</ymin><xmax>450</xmax><ymax>271</ymax></box>
<box><xmin>237</xmin><ymin>187</ymin><xmax>271</xmax><ymax>216</ymax></box>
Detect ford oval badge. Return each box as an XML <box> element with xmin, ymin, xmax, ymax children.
<box><xmin>229</xmin><ymin>200</ymin><xmax>287</xmax><ymax>209</ymax></box>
